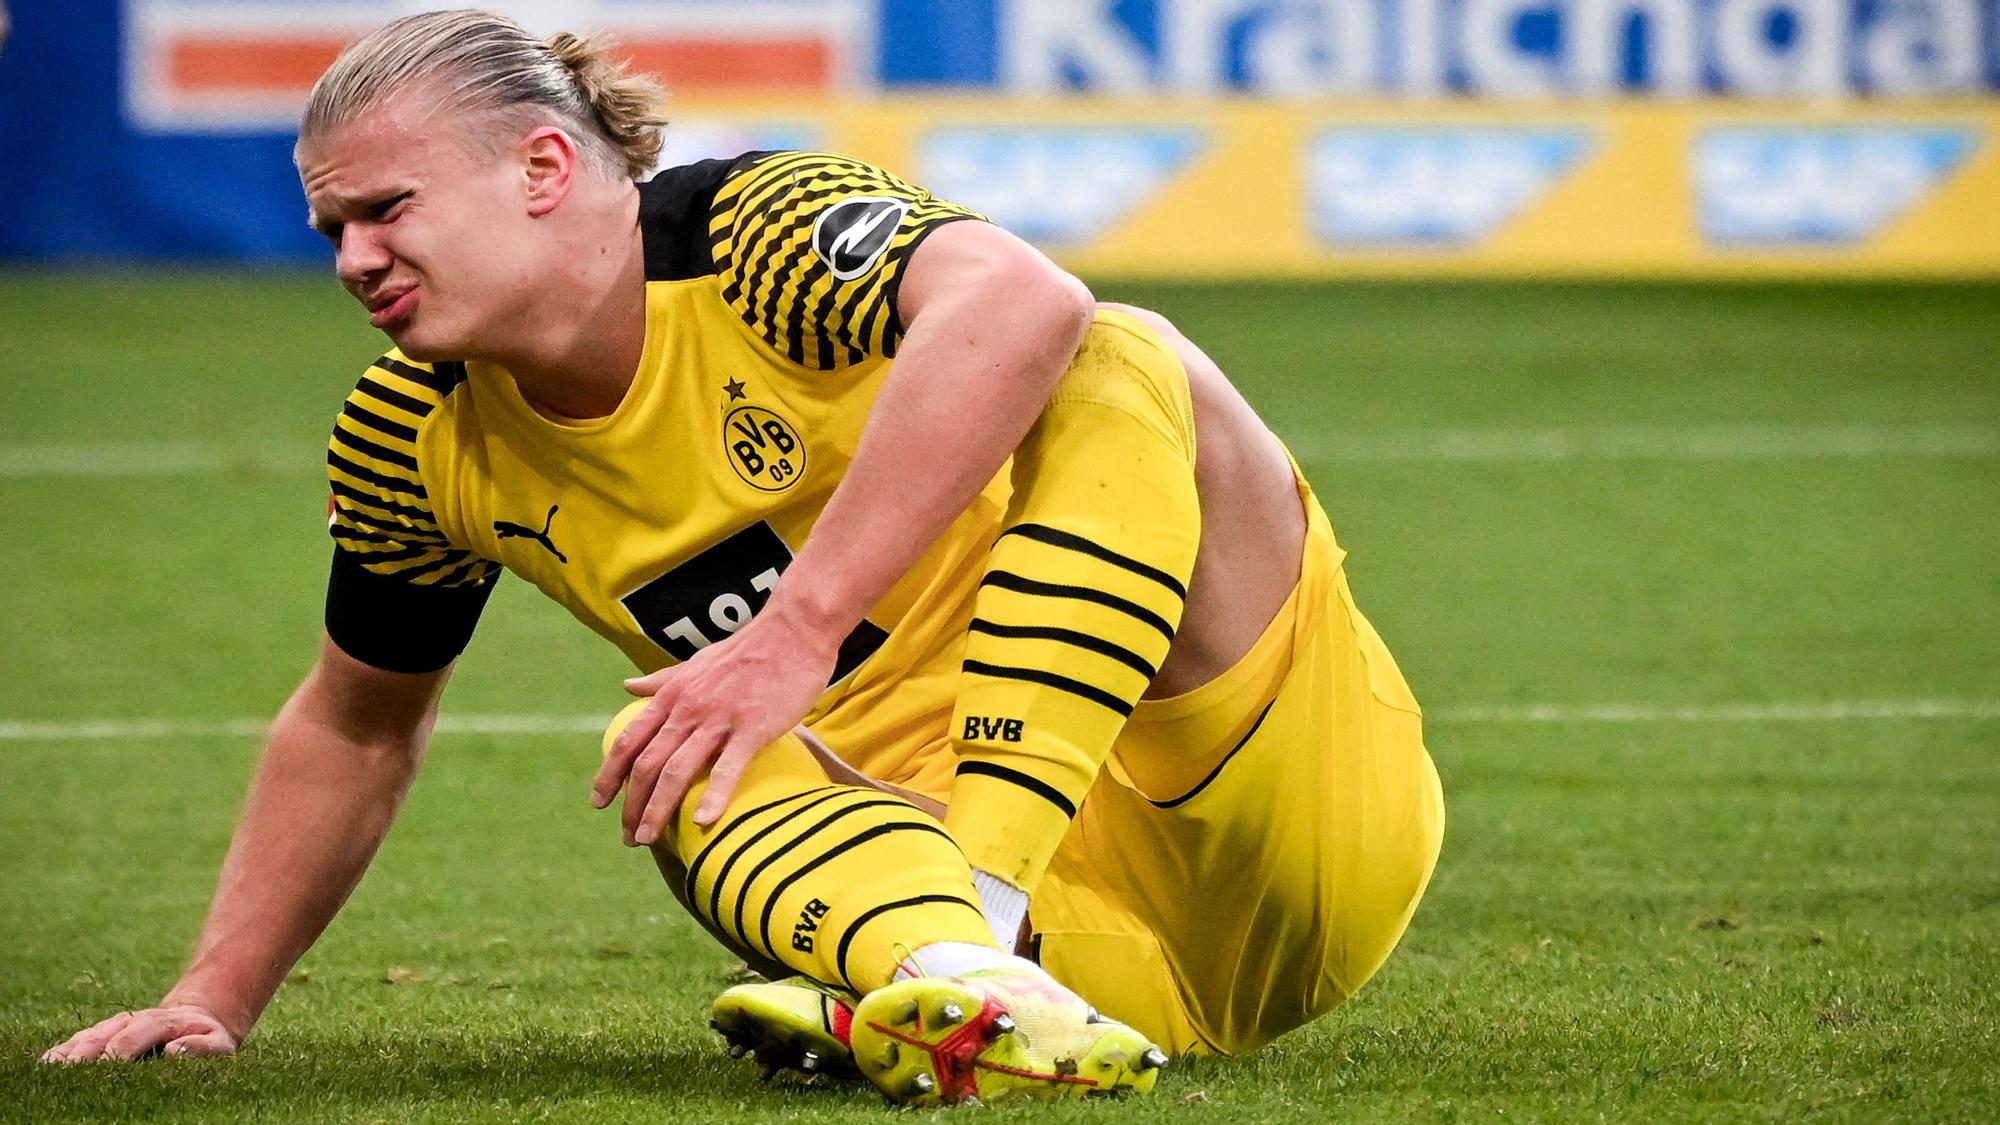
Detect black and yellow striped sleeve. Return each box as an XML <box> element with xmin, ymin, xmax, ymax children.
<box><xmin>323</xmin><ymin>354</ymin><xmax>498</xmax><ymax>673</ymax></box>
<box><xmin>709</xmin><ymin>151</ymin><xmax>984</xmax><ymax>371</ymax></box>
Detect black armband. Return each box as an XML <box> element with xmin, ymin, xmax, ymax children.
<box><xmin>324</xmin><ymin>548</ymin><xmax>497</xmax><ymax>673</ymax></box>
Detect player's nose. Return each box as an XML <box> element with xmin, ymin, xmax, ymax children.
<box><xmin>333</xmin><ymin>224</ymin><xmax>392</xmax><ymax>286</ymax></box>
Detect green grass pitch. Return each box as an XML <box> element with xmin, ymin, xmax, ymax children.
<box><xmin>1</xmin><ymin>274</ymin><xmax>1995</xmax><ymax>1122</ymax></box>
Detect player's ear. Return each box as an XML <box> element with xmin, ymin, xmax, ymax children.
<box><xmin>520</xmin><ymin>126</ymin><xmax>577</xmax><ymax>217</ymax></box>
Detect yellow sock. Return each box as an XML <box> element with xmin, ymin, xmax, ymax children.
<box><xmin>945</xmin><ymin>315</ymin><xmax>1201</xmax><ymax>892</ymax></box>
<box><xmin>605</xmin><ymin>704</ymin><xmax>997</xmax><ymax>993</ymax></box>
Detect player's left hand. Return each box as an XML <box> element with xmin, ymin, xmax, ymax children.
<box><xmin>592</xmin><ymin>609</ymin><xmax>841</xmax><ymax>842</ymax></box>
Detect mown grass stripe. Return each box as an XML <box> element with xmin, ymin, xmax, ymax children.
<box><xmin>4</xmin><ymin>699</ymin><xmax>1996</xmax><ymax>742</ymax></box>
<box><xmin>5</xmin><ymin>424</ymin><xmax>1996</xmax><ymax>478</ymax></box>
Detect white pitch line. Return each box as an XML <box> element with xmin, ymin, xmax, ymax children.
<box><xmin>0</xmin><ymin>443</ymin><xmax>306</xmax><ymax>478</ymax></box>
<box><xmin>1426</xmin><ymin>699</ymin><xmax>2000</xmax><ymax>723</ymax></box>
<box><xmin>3</xmin><ymin>424</ymin><xmax>1998</xmax><ymax>478</ymax></box>
<box><xmin>1283</xmin><ymin>424</ymin><xmax>2000</xmax><ymax>464</ymax></box>
<box><xmin>0</xmin><ymin>714</ymin><xmax>610</xmax><ymax>742</ymax></box>
<box><xmin>2</xmin><ymin>699</ymin><xmax>1996</xmax><ymax>742</ymax></box>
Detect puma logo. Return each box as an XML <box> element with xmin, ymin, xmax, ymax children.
<box><xmin>494</xmin><ymin>504</ymin><xmax>568</xmax><ymax>564</ymax></box>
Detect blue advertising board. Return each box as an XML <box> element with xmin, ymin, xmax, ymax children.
<box><xmin>882</xmin><ymin>0</ymin><xmax>2000</xmax><ymax>96</ymax></box>
<box><xmin>1</xmin><ymin>0</ymin><xmax>1996</xmax><ymax>265</ymax></box>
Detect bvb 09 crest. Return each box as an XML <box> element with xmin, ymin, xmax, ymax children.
<box><xmin>724</xmin><ymin>405</ymin><xmax>806</xmax><ymax>492</ymax></box>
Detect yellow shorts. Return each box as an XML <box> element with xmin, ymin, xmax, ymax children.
<box><xmin>1029</xmin><ymin>464</ymin><xmax>1445</xmax><ymax>1056</ymax></box>
<box><xmin>608</xmin><ymin>440</ymin><xmax>1443</xmax><ymax>1054</ymax></box>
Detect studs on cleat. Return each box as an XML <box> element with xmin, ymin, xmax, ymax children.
<box><xmin>728</xmin><ymin>1044</ymin><xmax>749</xmax><ymax>1059</ymax></box>
<box><xmin>910</xmin><ymin>1073</ymin><xmax>936</xmax><ymax>1096</ymax></box>
<box><xmin>800</xmin><ymin>1050</ymin><xmax>822</xmax><ymax>1073</ymax></box>
<box><xmin>1138</xmin><ymin>1047</ymin><xmax>1169</xmax><ymax>1071</ymax></box>
<box><xmin>939</xmin><ymin>1003</ymin><xmax>964</xmax><ymax>1025</ymax></box>
<box><xmin>986</xmin><ymin>1014</ymin><xmax>1016</xmax><ymax>1039</ymax></box>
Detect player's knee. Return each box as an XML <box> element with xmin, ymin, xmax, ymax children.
<box><xmin>602</xmin><ymin>697</ymin><xmax>650</xmax><ymax>760</ymax></box>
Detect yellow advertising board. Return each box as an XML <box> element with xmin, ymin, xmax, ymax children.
<box><xmin>667</xmin><ymin>98</ymin><xmax>2000</xmax><ymax>279</ymax></box>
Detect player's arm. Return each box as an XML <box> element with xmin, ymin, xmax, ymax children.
<box><xmin>769</xmin><ymin>219</ymin><xmax>1091</xmax><ymax>651</ymax></box>
<box><xmin>603</xmin><ymin>177</ymin><xmax>1091</xmax><ymax>837</ymax></box>
<box><xmin>46</xmin><ymin>355</ymin><xmax>495</xmax><ymax>1062</ymax></box>
<box><xmin>42</xmin><ymin>637</ymin><xmax>450</xmax><ymax>1061</ymax></box>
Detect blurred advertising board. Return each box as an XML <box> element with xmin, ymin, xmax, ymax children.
<box><xmin>125</xmin><ymin>0</ymin><xmax>876</xmax><ymax>130</ymax></box>
<box><xmin>0</xmin><ymin>0</ymin><xmax>1995</xmax><ymax>272</ymax></box>
<box><xmin>886</xmin><ymin>0</ymin><xmax>1999</xmax><ymax>97</ymax></box>
<box><xmin>125</xmin><ymin>0</ymin><xmax>1998</xmax><ymax>131</ymax></box>
<box><xmin>660</xmin><ymin>99</ymin><xmax>2000</xmax><ymax>278</ymax></box>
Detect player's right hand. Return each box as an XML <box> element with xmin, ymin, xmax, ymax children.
<box><xmin>40</xmin><ymin>1005</ymin><xmax>239</xmax><ymax>1063</ymax></box>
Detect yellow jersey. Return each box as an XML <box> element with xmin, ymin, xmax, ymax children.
<box><xmin>323</xmin><ymin>150</ymin><xmax>1004</xmax><ymax>786</ymax></box>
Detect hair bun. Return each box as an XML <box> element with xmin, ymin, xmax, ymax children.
<box><xmin>542</xmin><ymin>31</ymin><xmax>593</xmax><ymax>72</ymax></box>
<box><xmin>540</xmin><ymin>30</ymin><xmax>668</xmax><ymax>179</ymax></box>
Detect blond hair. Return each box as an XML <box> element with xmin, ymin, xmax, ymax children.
<box><xmin>299</xmin><ymin>9</ymin><xmax>667</xmax><ymax>180</ymax></box>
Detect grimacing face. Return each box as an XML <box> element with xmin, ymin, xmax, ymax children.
<box><xmin>297</xmin><ymin>98</ymin><xmax>547</xmax><ymax>362</ymax></box>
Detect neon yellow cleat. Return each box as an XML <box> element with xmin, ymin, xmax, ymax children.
<box><xmin>709</xmin><ymin>976</ymin><xmax>862</xmax><ymax>1083</ymax></box>
<box><xmin>848</xmin><ymin>968</ymin><xmax>1167</xmax><ymax>1106</ymax></box>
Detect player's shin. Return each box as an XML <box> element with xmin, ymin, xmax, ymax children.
<box><xmin>946</xmin><ymin>334</ymin><xmax>1201</xmax><ymax>905</ymax></box>
<box><xmin>603</xmin><ymin>709</ymin><xmax>996</xmax><ymax>994</ymax></box>
<box><xmin>602</xmin><ymin>701</ymin><xmax>1171</xmax><ymax>1104</ymax></box>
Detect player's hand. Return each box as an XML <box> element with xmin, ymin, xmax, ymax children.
<box><xmin>41</xmin><ymin>1005</ymin><xmax>240</xmax><ymax>1063</ymax></box>
<box><xmin>593</xmin><ymin>608</ymin><xmax>841</xmax><ymax>841</ymax></box>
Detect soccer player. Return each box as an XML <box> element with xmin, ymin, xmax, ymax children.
<box><xmin>41</xmin><ymin>11</ymin><xmax>1443</xmax><ymax>1104</ymax></box>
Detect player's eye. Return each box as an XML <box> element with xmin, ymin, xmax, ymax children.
<box><xmin>370</xmin><ymin>192</ymin><xmax>412</xmax><ymax>221</ymax></box>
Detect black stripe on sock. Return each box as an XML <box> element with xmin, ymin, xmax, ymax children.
<box><xmin>682</xmin><ymin>786</ymin><xmax>843</xmax><ymax>920</ymax></box>
<box><xmin>1149</xmin><ymin>698</ymin><xmax>1278</xmax><ymax>810</ymax></box>
<box><xmin>753</xmin><ymin>821</ymin><xmax>959</xmax><ymax>958</ymax></box>
<box><xmin>967</xmin><ymin>618</ymin><xmax>1158</xmax><ymax>681</ymax></box>
<box><xmin>1000</xmin><ymin>523</ymin><xmax>1188</xmax><ymax>600</ymax></box>
<box><xmin>702</xmin><ymin>791</ymin><xmax>861</xmax><ymax>936</ymax></box>
<box><xmin>833</xmin><ymin>894</ymin><xmax>985</xmax><ymax>991</ymax></box>
<box><xmin>727</xmin><ymin>799</ymin><xmax>910</xmax><ymax>946</ymax></box>
<box><xmin>978</xmin><ymin>571</ymin><xmax>1176</xmax><ymax>644</ymax></box>
<box><xmin>954</xmin><ymin>760</ymin><xmax>1079</xmax><ymax>819</ymax></box>
<box><xmin>961</xmin><ymin>659</ymin><xmax>1135</xmax><ymax>719</ymax></box>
